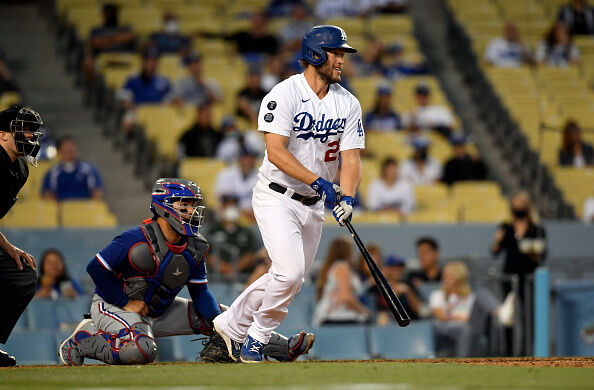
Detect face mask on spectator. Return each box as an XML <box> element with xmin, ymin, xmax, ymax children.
<box><xmin>222</xmin><ymin>205</ymin><xmax>240</xmax><ymax>222</ymax></box>
<box><xmin>511</xmin><ymin>208</ymin><xmax>528</xmax><ymax>219</ymax></box>
<box><xmin>164</xmin><ymin>20</ymin><xmax>180</xmax><ymax>34</ymax></box>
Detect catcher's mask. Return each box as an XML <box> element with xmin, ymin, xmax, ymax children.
<box><xmin>151</xmin><ymin>178</ymin><xmax>205</xmax><ymax>237</ymax></box>
<box><xmin>0</xmin><ymin>106</ymin><xmax>43</xmax><ymax>166</ymax></box>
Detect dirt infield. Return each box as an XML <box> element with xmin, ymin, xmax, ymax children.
<box><xmin>402</xmin><ymin>357</ymin><xmax>594</xmax><ymax>367</ymax></box>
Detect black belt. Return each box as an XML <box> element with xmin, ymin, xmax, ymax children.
<box><xmin>268</xmin><ymin>182</ymin><xmax>321</xmax><ymax>206</ymax></box>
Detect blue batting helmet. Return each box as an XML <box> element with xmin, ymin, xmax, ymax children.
<box><xmin>301</xmin><ymin>25</ymin><xmax>357</xmax><ymax>66</ymax></box>
<box><xmin>151</xmin><ymin>178</ymin><xmax>205</xmax><ymax>237</ymax></box>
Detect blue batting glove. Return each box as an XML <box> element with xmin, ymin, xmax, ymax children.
<box><xmin>332</xmin><ymin>196</ymin><xmax>354</xmax><ymax>226</ymax></box>
<box><xmin>310</xmin><ymin>177</ymin><xmax>343</xmax><ymax>209</ymax></box>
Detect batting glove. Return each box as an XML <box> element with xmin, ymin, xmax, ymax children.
<box><xmin>310</xmin><ymin>177</ymin><xmax>342</xmax><ymax>209</ymax></box>
<box><xmin>333</xmin><ymin>196</ymin><xmax>354</xmax><ymax>226</ymax></box>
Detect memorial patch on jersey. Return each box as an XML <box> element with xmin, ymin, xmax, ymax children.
<box><xmin>267</xmin><ymin>101</ymin><xmax>277</xmax><ymax>110</ymax></box>
<box><xmin>264</xmin><ymin>113</ymin><xmax>274</xmax><ymax>122</ymax></box>
<box><xmin>292</xmin><ymin>112</ymin><xmax>346</xmax><ymax>143</ymax></box>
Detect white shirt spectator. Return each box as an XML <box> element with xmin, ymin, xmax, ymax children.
<box><xmin>399</xmin><ymin>157</ymin><xmax>442</xmax><ymax>185</ymax></box>
<box><xmin>216</xmin><ymin>131</ymin><xmax>265</xmax><ymax>164</ymax></box>
<box><xmin>484</xmin><ymin>37</ymin><xmax>530</xmax><ymax>67</ymax></box>
<box><xmin>403</xmin><ymin>105</ymin><xmax>455</xmax><ymax>130</ymax></box>
<box><xmin>584</xmin><ymin>197</ymin><xmax>594</xmax><ymax>224</ymax></box>
<box><xmin>366</xmin><ymin>178</ymin><xmax>415</xmax><ymax>215</ymax></box>
<box><xmin>535</xmin><ymin>42</ymin><xmax>580</xmax><ymax>67</ymax></box>
<box><xmin>429</xmin><ymin>290</ymin><xmax>475</xmax><ymax>322</ymax></box>
<box><xmin>214</xmin><ymin>165</ymin><xmax>259</xmax><ymax>211</ymax></box>
<box><xmin>315</xmin><ymin>0</ymin><xmax>356</xmax><ymax>19</ymax></box>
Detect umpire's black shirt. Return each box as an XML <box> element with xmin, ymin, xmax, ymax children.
<box><xmin>0</xmin><ymin>144</ymin><xmax>28</xmax><ymax>219</ymax></box>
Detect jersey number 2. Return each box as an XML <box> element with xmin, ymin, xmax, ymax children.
<box><xmin>324</xmin><ymin>141</ymin><xmax>339</xmax><ymax>162</ymax></box>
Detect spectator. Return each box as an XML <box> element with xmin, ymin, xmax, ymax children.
<box><xmin>206</xmin><ymin>196</ymin><xmax>262</xmax><ymax>278</ymax></box>
<box><xmin>262</xmin><ymin>55</ymin><xmax>289</xmax><ymax>92</ymax></box>
<box><xmin>215</xmin><ymin>116</ymin><xmax>265</xmax><ymax>164</ymax></box>
<box><xmin>315</xmin><ymin>0</ymin><xmax>357</xmax><ymax>19</ymax></box>
<box><xmin>359</xmin><ymin>0</ymin><xmax>408</xmax><ymax>15</ymax></box>
<box><xmin>442</xmin><ymin>133</ymin><xmax>487</xmax><ymax>185</ymax></box>
<box><xmin>148</xmin><ymin>12</ymin><xmax>191</xmax><ymax>55</ymax></box>
<box><xmin>407</xmin><ymin>236</ymin><xmax>442</xmax><ymax>290</ymax></box>
<box><xmin>313</xmin><ymin>236</ymin><xmax>370</xmax><ymax>325</ymax></box>
<box><xmin>557</xmin><ymin>0</ymin><xmax>594</xmax><ymax>35</ymax></box>
<box><xmin>228</xmin><ymin>12</ymin><xmax>279</xmax><ymax>61</ymax></box>
<box><xmin>491</xmin><ymin>191</ymin><xmax>546</xmax><ymax>300</ymax></box>
<box><xmin>266</xmin><ymin>0</ymin><xmax>308</xmax><ymax>18</ymax></box>
<box><xmin>214</xmin><ymin>146</ymin><xmax>260</xmax><ymax>220</ymax></box>
<box><xmin>364</xmin><ymin>84</ymin><xmax>401</xmax><ymax>132</ymax></box>
<box><xmin>399</xmin><ymin>136</ymin><xmax>443</xmax><ymax>185</ymax></box>
<box><xmin>535</xmin><ymin>22</ymin><xmax>580</xmax><ymax>67</ymax></box>
<box><xmin>82</xmin><ymin>3</ymin><xmax>136</xmax><ymax>85</ymax></box>
<box><xmin>366</xmin><ymin>157</ymin><xmax>415</xmax><ymax>216</ymax></box>
<box><xmin>35</xmin><ymin>249</ymin><xmax>84</xmax><ymax>300</ymax></box>
<box><xmin>584</xmin><ymin>195</ymin><xmax>594</xmax><ymax>223</ymax></box>
<box><xmin>402</xmin><ymin>83</ymin><xmax>455</xmax><ymax>137</ymax></box>
<box><xmin>117</xmin><ymin>48</ymin><xmax>172</xmax><ymax>135</ymax></box>
<box><xmin>377</xmin><ymin>255</ymin><xmax>421</xmax><ymax>325</ymax></box>
<box><xmin>178</xmin><ymin>103</ymin><xmax>222</xmax><ymax>158</ymax></box>
<box><xmin>41</xmin><ymin>136</ymin><xmax>104</xmax><ymax>201</ymax></box>
<box><xmin>484</xmin><ymin>22</ymin><xmax>532</xmax><ymax>67</ymax></box>
<box><xmin>352</xmin><ymin>38</ymin><xmax>385</xmax><ymax>76</ymax></box>
<box><xmin>172</xmin><ymin>52</ymin><xmax>222</xmax><ymax>107</ymax></box>
<box><xmin>429</xmin><ymin>261</ymin><xmax>475</xmax><ymax>357</ymax></box>
<box><xmin>356</xmin><ymin>242</ymin><xmax>383</xmax><ymax>291</ymax></box>
<box><xmin>278</xmin><ymin>3</ymin><xmax>313</xmax><ymax>52</ymax></box>
<box><xmin>0</xmin><ymin>48</ymin><xmax>17</xmax><ymax>95</ymax></box>
<box><xmin>237</xmin><ymin>69</ymin><xmax>267</xmax><ymax>124</ymax></box>
<box><xmin>559</xmin><ymin>120</ymin><xmax>594</xmax><ymax>167</ymax></box>
<box><xmin>382</xmin><ymin>42</ymin><xmax>430</xmax><ymax>80</ymax></box>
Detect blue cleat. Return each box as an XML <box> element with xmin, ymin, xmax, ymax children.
<box><xmin>213</xmin><ymin>316</ymin><xmax>242</xmax><ymax>362</ymax></box>
<box><xmin>240</xmin><ymin>335</ymin><xmax>264</xmax><ymax>363</ymax></box>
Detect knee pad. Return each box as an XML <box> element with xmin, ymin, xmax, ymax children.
<box><xmin>118</xmin><ymin>323</ymin><xmax>158</xmax><ymax>364</ymax></box>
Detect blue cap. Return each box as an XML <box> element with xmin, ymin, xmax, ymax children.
<box><xmin>183</xmin><ymin>51</ymin><xmax>201</xmax><ymax>66</ymax></box>
<box><xmin>385</xmin><ymin>255</ymin><xmax>405</xmax><ymax>267</ymax></box>
<box><xmin>450</xmin><ymin>132</ymin><xmax>467</xmax><ymax>145</ymax></box>
<box><xmin>377</xmin><ymin>83</ymin><xmax>392</xmax><ymax>96</ymax></box>
<box><xmin>221</xmin><ymin>115</ymin><xmax>236</xmax><ymax>130</ymax></box>
<box><xmin>415</xmin><ymin>82</ymin><xmax>430</xmax><ymax>95</ymax></box>
<box><xmin>386</xmin><ymin>42</ymin><xmax>403</xmax><ymax>54</ymax></box>
<box><xmin>143</xmin><ymin>47</ymin><xmax>160</xmax><ymax>59</ymax></box>
<box><xmin>412</xmin><ymin>135</ymin><xmax>430</xmax><ymax>149</ymax></box>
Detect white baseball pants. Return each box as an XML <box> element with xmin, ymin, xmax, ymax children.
<box><xmin>216</xmin><ymin>178</ymin><xmax>324</xmax><ymax>344</ymax></box>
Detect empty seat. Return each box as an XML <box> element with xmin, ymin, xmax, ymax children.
<box><xmin>28</xmin><ymin>300</ymin><xmax>60</xmax><ymax>330</ymax></box>
<box><xmin>369</xmin><ymin>321</ymin><xmax>435</xmax><ymax>359</ymax></box>
<box><xmin>308</xmin><ymin>325</ymin><xmax>369</xmax><ymax>360</ymax></box>
<box><xmin>1</xmin><ymin>199</ymin><xmax>58</xmax><ymax>228</ymax></box>
<box><xmin>61</xmin><ymin>200</ymin><xmax>118</xmax><ymax>228</ymax></box>
<box><xmin>4</xmin><ymin>331</ymin><xmax>58</xmax><ymax>365</ymax></box>
<box><xmin>178</xmin><ymin>158</ymin><xmax>226</xmax><ymax>208</ymax></box>
<box><xmin>176</xmin><ymin>334</ymin><xmax>205</xmax><ymax>362</ymax></box>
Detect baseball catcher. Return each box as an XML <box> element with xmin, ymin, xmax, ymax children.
<box><xmin>59</xmin><ymin>178</ymin><xmax>314</xmax><ymax>365</ymax></box>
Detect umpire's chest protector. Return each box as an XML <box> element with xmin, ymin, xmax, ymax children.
<box><xmin>125</xmin><ymin>221</ymin><xmax>209</xmax><ymax>315</ymax></box>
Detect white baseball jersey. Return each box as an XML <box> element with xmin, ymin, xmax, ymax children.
<box><xmin>257</xmin><ymin>73</ymin><xmax>365</xmax><ymax>195</ymax></box>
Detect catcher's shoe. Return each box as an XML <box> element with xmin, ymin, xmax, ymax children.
<box><xmin>0</xmin><ymin>349</ymin><xmax>16</xmax><ymax>367</ymax></box>
<box><xmin>240</xmin><ymin>335</ymin><xmax>264</xmax><ymax>363</ymax></box>
<box><xmin>59</xmin><ymin>318</ymin><xmax>94</xmax><ymax>366</ymax></box>
<box><xmin>213</xmin><ymin>316</ymin><xmax>241</xmax><ymax>362</ymax></box>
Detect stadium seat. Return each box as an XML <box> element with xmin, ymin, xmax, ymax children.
<box><xmin>4</xmin><ymin>331</ymin><xmax>58</xmax><ymax>365</ymax></box>
<box><xmin>61</xmin><ymin>200</ymin><xmax>118</xmax><ymax>228</ymax></box>
<box><xmin>308</xmin><ymin>325</ymin><xmax>369</xmax><ymax>360</ymax></box>
<box><xmin>28</xmin><ymin>300</ymin><xmax>60</xmax><ymax>330</ymax></box>
<box><xmin>369</xmin><ymin>321</ymin><xmax>435</xmax><ymax>359</ymax></box>
<box><xmin>155</xmin><ymin>337</ymin><xmax>179</xmax><ymax>362</ymax></box>
<box><xmin>176</xmin><ymin>334</ymin><xmax>205</xmax><ymax>362</ymax></box>
<box><xmin>178</xmin><ymin>158</ymin><xmax>226</xmax><ymax>208</ymax></box>
<box><xmin>284</xmin><ymin>293</ymin><xmax>313</xmax><ymax>328</ymax></box>
<box><xmin>1</xmin><ymin>200</ymin><xmax>59</xmax><ymax>228</ymax></box>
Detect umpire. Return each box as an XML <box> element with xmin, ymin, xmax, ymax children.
<box><xmin>0</xmin><ymin>105</ymin><xmax>44</xmax><ymax>366</ymax></box>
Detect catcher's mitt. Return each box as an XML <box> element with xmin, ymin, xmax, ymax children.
<box><xmin>199</xmin><ymin>333</ymin><xmax>235</xmax><ymax>363</ymax></box>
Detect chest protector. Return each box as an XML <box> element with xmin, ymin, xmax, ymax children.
<box><xmin>124</xmin><ymin>221</ymin><xmax>209</xmax><ymax>315</ymax></box>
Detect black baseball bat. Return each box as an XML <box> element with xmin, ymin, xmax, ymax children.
<box><xmin>344</xmin><ymin>220</ymin><xmax>410</xmax><ymax>327</ymax></box>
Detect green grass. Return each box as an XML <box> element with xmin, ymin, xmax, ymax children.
<box><xmin>1</xmin><ymin>362</ymin><xmax>593</xmax><ymax>390</ymax></box>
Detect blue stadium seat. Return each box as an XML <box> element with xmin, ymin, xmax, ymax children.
<box><xmin>4</xmin><ymin>331</ymin><xmax>58</xmax><ymax>365</ymax></box>
<box><xmin>208</xmin><ymin>283</ymin><xmax>233</xmax><ymax>307</ymax></box>
<box><xmin>12</xmin><ymin>309</ymin><xmax>29</xmax><ymax>332</ymax></box>
<box><xmin>418</xmin><ymin>282</ymin><xmax>441</xmax><ymax>301</ymax></box>
<box><xmin>54</xmin><ymin>297</ymin><xmax>91</xmax><ymax>327</ymax></box>
<box><xmin>369</xmin><ymin>321</ymin><xmax>435</xmax><ymax>359</ymax></box>
<box><xmin>155</xmin><ymin>337</ymin><xmax>178</xmax><ymax>362</ymax></box>
<box><xmin>308</xmin><ymin>325</ymin><xmax>369</xmax><ymax>360</ymax></box>
<box><xmin>284</xmin><ymin>294</ymin><xmax>312</xmax><ymax>328</ymax></box>
<box><xmin>28</xmin><ymin>300</ymin><xmax>59</xmax><ymax>330</ymax></box>
<box><xmin>176</xmin><ymin>334</ymin><xmax>206</xmax><ymax>362</ymax></box>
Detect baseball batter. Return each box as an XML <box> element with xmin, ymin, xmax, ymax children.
<box><xmin>59</xmin><ymin>178</ymin><xmax>315</xmax><ymax>365</ymax></box>
<box><xmin>214</xmin><ymin>25</ymin><xmax>365</xmax><ymax>363</ymax></box>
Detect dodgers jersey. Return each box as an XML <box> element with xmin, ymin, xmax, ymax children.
<box><xmin>257</xmin><ymin>73</ymin><xmax>365</xmax><ymax>196</ymax></box>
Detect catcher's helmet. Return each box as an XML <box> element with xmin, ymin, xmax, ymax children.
<box><xmin>301</xmin><ymin>25</ymin><xmax>357</xmax><ymax>66</ymax></box>
<box><xmin>0</xmin><ymin>105</ymin><xmax>43</xmax><ymax>165</ymax></box>
<box><xmin>151</xmin><ymin>178</ymin><xmax>205</xmax><ymax>237</ymax></box>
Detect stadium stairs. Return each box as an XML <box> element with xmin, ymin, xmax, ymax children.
<box><xmin>409</xmin><ymin>0</ymin><xmax>573</xmax><ymax>219</ymax></box>
<box><xmin>0</xmin><ymin>1</ymin><xmax>148</xmax><ymax>224</ymax></box>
